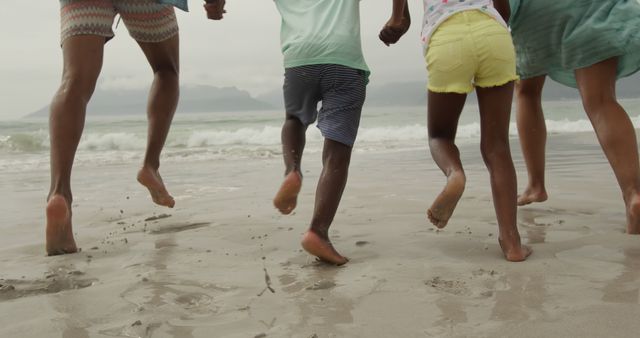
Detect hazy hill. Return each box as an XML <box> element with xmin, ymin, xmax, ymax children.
<box><xmin>27</xmin><ymin>76</ymin><xmax>638</xmax><ymax>117</ymax></box>
<box><xmin>27</xmin><ymin>85</ymin><xmax>274</xmax><ymax>117</ymax></box>
<box><xmin>258</xmin><ymin>75</ymin><xmax>639</xmax><ymax>109</ymax></box>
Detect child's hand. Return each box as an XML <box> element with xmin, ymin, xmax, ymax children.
<box><xmin>379</xmin><ymin>17</ymin><xmax>410</xmax><ymax>46</ymax></box>
<box><xmin>204</xmin><ymin>0</ymin><xmax>226</xmax><ymax>20</ymax></box>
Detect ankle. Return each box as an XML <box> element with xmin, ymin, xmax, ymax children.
<box><xmin>525</xmin><ymin>181</ymin><xmax>546</xmax><ymax>192</ymax></box>
<box><xmin>142</xmin><ymin>162</ymin><xmax>160</xmax><ymax>171</ymax></box>
<box><xmin>285</xmin><ymin>166</ymin><xmax>301</xmax><ymax>175</ymax></box>
<box><xmin>48</xmin><ymin>191</ymin><xmax>72</xmax><ymax>205</ymax></box>
<box><xmin>622</xmin><ymin>187</ymin><xmax>640</xmax><ymax>204</ymax></box>
<box><xmin>499</xmin><ymin>230</ymin><xmax>522</xmax><ymax>243</ymax></box>
<box><xmin>308</xmin><ymin>226</ymin><xmax>329</xmax><ymax>240</ymax></box>
<box><xmin>284</xmin><ymin>168</ymin><xmax>302</xmax><ymax>180</ymax></box>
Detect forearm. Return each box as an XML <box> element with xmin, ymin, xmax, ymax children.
<box><xmin>402</xmin><ymin>0</ymin><xmax>410</xmax><ymax>23</ymax></box>
<box><xmin>493</xmin><ymin>0</ymin><xmax>511</xmax><ymax>22</ymax></box>
<box><xmin>391</xmin><ymin>0</ymin><xmax>406</xmax><ymax>21</ymax></box>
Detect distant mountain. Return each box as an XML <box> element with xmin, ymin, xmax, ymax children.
<box><xmin>27</xmin><ymin>85</ymin><xmax>274</xmax><ymax>118</ymax></box>
<box><xmin>28</xmin><ymin>76</ymin><xmax>638</xmax><ymax>118</ymax></box>
<box><xmin>256</xmin><ymin>75</ymin><xmax>638</xmax><ymax>110</ymax></box>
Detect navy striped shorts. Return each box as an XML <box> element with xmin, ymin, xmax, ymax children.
<box><xmin>283</xmin><ymin>64</ymin><xmax>367</xmax><ymax>147</ymax></box>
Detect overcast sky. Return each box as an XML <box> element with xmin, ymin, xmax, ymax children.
<box><xmin>0</xmin><ymin>1</ymin><xmax>425</xmax><ymax>120</ymax></box>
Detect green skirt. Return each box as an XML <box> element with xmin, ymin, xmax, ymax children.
<box><xmin>509</xmin><ymin>0</ymin><xmax>640</xmax><ymax>88</ymax></box>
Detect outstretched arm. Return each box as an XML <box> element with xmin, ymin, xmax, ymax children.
<box><xmin>379</xmin><ymin>0</ymin><xmax>411</xmax><ymax>46</ymax></box>
<box><xmin>493</xmin><ymin>0</ymin><xmax>511</xmax><ymax>23</ymax></box>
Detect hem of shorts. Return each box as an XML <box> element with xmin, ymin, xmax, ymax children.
<box><xmin>519</xmin><ymin>50</ymin><xmax>638</xmax><ymax>88</ymax></box>
<box><xmin>474</xmin><ymin>76</ymin><xmax>520</xmax><ymax>89</ymax></box>
<box><xmin>319</xmin><ymin>129</ymin><xmax>356</xmax><ymax>148</ymax></box>
<box><xmin>60</xmin><ymin>29</ymin><xmax>180</xmax><ymax>46</ymax></box>
<box><xmin>518</xmin><ymin>70</ymin><xmax>550</xmax><ymax>81</ymax></box>
<box><xmin>60</xmin><ymin>32</ymin><xmax>114</xmax><ymax>46</ymax></box>
<box><xmin>427</xmin><ymin>85</ymin><xmax>473</xmax><ymax>94</ymax></box>
<box><xmin>131</xmin><ymin>29</ymin><xmax>180</xmax><ymax>44</ymax></box>
<box><xmin>519</xmin><ymin>49</ymin><xmax>629</xmax><ymax>77</ymax></box>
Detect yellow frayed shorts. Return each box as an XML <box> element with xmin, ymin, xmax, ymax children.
<box><xmin>425</xmin><ymin>10</ymin><xmax>518</xmax><ymax>94</ymax></box>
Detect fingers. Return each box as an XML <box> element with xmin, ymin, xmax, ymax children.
<box><xmin>204</xmin><ymin>0</ymin><xmax>226</xmax><ymax>20</ymax></box>
<box><xmin>379</xmin><ymin>30</ymin><xmax>392</xmax><ymax>46</ymax></box>
<box><xmin>379</xmin><ymin>26</ymin><xmax>404</xmax><ymax>46</ymax></box>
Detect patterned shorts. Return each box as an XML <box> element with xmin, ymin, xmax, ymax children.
<box><xmin>60</xmin><ymin>0</ymin><xmax>179</xmax><ymax>44</ymax></box>
<box><xmin>283</xmin><ymin>64</ymin><xmax>367</xmax><ymax>147</ymax></box>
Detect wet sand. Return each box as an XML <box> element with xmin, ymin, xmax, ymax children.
<box><xmin>1</xmin><ymin>131</ymin><xmax>640</xmax><ymax>337</ymax></box>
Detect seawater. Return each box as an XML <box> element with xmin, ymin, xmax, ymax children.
<box><xmin>1</xmin><ymin>99</ymin><xmax>639</xmax><ymax>172</ymax></box>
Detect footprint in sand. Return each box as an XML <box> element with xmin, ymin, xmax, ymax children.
<box><xmin>0</xmin><ymin>268</ymin><xmax>95</xmax><ymax>302</ymax></box>
<box><xmin>144</xmin><ymin>213</ymin><xmax>172</xmax><ymax>222</ymax></box>
<box><xmin>148</xmin><ymin>222</ymin><xmax>211</xmax><ymax>235</ymax></box>
<box><xmin>471</xmin><ymin>268</ymin><xmax>500</xmax><ymax>278</ymax></box>
<box><xmin>355</xmin><ymin>241</ymin><xmax>370</xmax><ymax>247</ymax></box>
<box><xmin>425</xmin><ymin>276</ymin><xmax>468</xmax><ymax>296</ymax></box>
<box><xmin>278</xmin><ymin>274</ymin><xmax>306</xmax><ymax>294</ymax></box>
<box><xmin>306</xmin><ymin>280</ymin><xmax>336</xmax><ymax>291</ymax></box>
<box><xmin>174</xmin><ymin>292</ymin><xmax>214</xmax><ymax>310</ymax></box>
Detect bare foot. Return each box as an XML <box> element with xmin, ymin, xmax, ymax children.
<box><xmin>626</xmin><ymin>193</ymin><xmax>640</xmax><ymax>234</ymax></box>
<box><xmin>427</xmin><ymin>171</ymin><xmax>465</xmax><ymax>228</ymax></box>
<box><xmin>301</xmin><ymin>230</ymin><xmax>349</xmax><ymax>266</ymax></box>
<box><xmin>137</xmin><ymin>166</ymin><xmax>175</xmax><ymax>208</ymax></box>
<box><xmin>46</xmin><ymin>195</ymin><xmax>78</xmax><ymax>256</ymax></box>
<box><xmin>273</xmin><ymin>171</ymin><xmax>302</xmax><ymax>215</ymax></box>
<box><xmin>517</xmin><ymin>186</ymin><xmax>547</xmax><ymax>206</ymax></box>
<box><xmin>498</xmin><ymin>238</ymin><xmax>532</xmax><ymax>262</ymax></box>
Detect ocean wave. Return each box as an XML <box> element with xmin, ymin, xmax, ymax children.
<box><xmin>358</xmin><ymin>124</ymin><xmax>427</xmax><ymax>142</ymax></box>
<box><xmin>79</xmin><ymin>132</ymin><xmax>146</xmax><ymax>151</ymax></box>
<box><xmin>184</xmin><ymin>126</ymin><xmax>284</xmax><ymax>147</ymax></box>
<box><xmin>0</xmin><ymin>131</ymin><xmax>48</xmax><ymax>152</ymax></box>
<box><xmin>3</xmin><ymin>116</ymin><xmax>640</xmax><ymax>156</ymax></box>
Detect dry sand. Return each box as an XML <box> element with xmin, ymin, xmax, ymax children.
<box><xmin>1</xmin><ymin>131</ymin><xmax>640</xmax><ymax>337</ymax></box>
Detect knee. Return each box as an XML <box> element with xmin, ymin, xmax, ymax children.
<box><xmin>428</xmin><ymin>130</ymin><xmax>456</xmax><ymax>142</ymax></box>
<box><xmin>152</xmin><ymin>62</ymin><xmax>179</xmax><ymax>82</ymax></box>
<box><xmin>581</xmin><ymin>91</ymin><xmax>616</xmax><ymax>115</ymax></box>
<box><xmin>57</xmin><ymin>70</ymin><xmax>99</xmax><ymax>105</ymax></box>
<box><xmin>515</xmin><ymin>80</ymin><xmax>543</xmax><ymax>103</ymax></box>
<box><xmin>323</xmin><ymin>142</ymin><xmax>352</xmax><ymax>167</ymax></box>
<box><xmin>480</xmin><ymin>139</ymin><xmax>510</xmax><ymax>165</ymax></box>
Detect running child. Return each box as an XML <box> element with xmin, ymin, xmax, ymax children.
<box><xmin>271</xmin><ymin>0</ymin><xmax>370</xmax><ymax>265</ymax></box>
<box><xmin>381</xmin><ymin>0</ymin><xmax>532</xmax><ymax>261</ymax></box>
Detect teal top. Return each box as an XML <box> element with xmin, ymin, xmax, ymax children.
<box><xmin>274</xmin><ymin>0</ymin><xmax>370</xmax><ymax>75</ymax></box>
<box><xmin>157</xmin><ymin>0</ymin><xmax>188</xmax><ymax>12</ymax></box>
<box><xmin>509</xmin><ymin>0</ymin><xmax>640</xmax><ymax>88</ymax></box>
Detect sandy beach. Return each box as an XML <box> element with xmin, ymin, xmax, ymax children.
<box><xmin>1</xmin><ymin>130</ymin><xmax>640</xmax><ymax>338</ymax></box>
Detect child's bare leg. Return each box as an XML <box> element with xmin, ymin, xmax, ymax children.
<box><xmin>515</xmin><ymin>76</ymin><xmax>548</xmax><ymax>206</ymax></box>
<box><xmin>477</xmin><ymin>83</ymin><xmax>532</xmax><ymax>261</ymax></box>
<box><xmin>575</xmin><ymin>58</ymin><xmax>640</xmax><ymax>234</ymax></box>
<box><xmin>136</xmin><ymin>36</ymin><xmax>179</xmax><ymax>209</ymax></box>
<box><xmin>301</xmin><ymin>139</ymin><xmax>351</xmax><ymax>265</ymax></box>
<box><xmin>426</xmin><ymin>91</ymin><xmax>467</xmax><ymax>228</ymax></box>
<box><xmin>274</xmin><ymin>116</ymin><xmax>305</xmax><ymax>214</ymax></box>
<box><xmin>47</xmin><ymin>35</ymin><xmax>105</xmax><ymax>255</ymax></box>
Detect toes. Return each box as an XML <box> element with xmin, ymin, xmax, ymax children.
<box><xmin>427</xmin><ymin>209</ymin><xmax>446</xmax><ymax>228</ymax></box>
<box><xmin>276</xmin><ymin>205</ymin><xmax>292</xmax><ymax>215</ymax></box>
